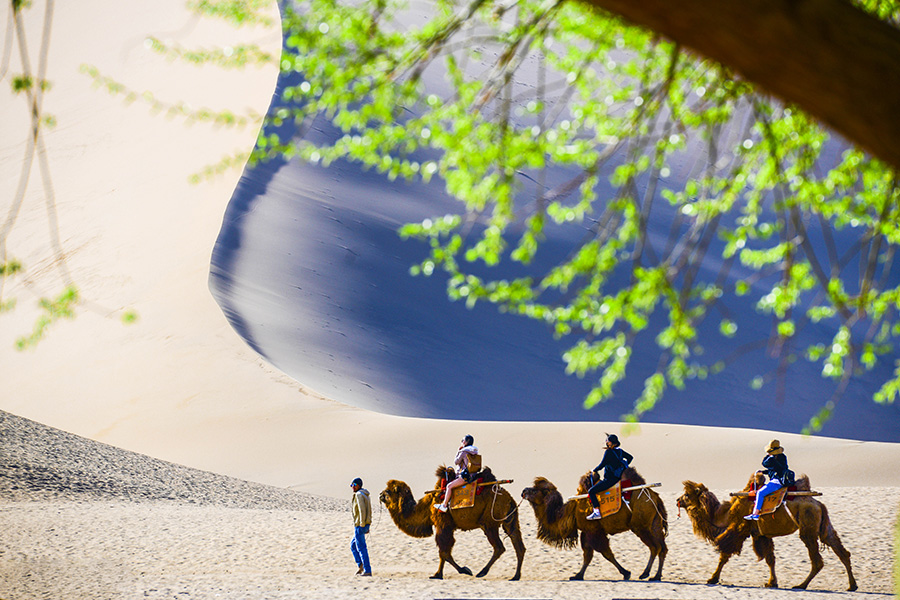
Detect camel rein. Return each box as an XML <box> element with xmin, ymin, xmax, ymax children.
<box><xmin>488</xmin><ymin>482</ymin><xmax>525</xmax><ymax>524</ymax></box>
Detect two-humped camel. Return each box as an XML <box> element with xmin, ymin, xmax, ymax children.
<box><xmin>379</xmin><ymin>466</ymin><xmax>525</xmax><ymax>580</ymax></box>
<box><xmin>676</xmin><ymin>473</ymin><xmax>856</xmax><ymax>590</ymax></box>
<box><xmin>521</xmin><ymin>466</ymin><xmax>668</xmax><ymax>581</ymax></box>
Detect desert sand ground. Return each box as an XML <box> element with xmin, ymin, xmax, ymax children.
<box><xmin>2</xmin><ymin>410</ymin><xmax>896</xmax><ymax>600</ymax></box>
<box><xmin>1</xmin><ymin>1</ymin><xmax>898</xmax><ymax>599</ymax></box>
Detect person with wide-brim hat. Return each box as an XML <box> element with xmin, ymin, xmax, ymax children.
<box><xmin>744</xmin><ymin>439</ymin><xmax>793</xmax><ymax>521</ymax></box>
<box><xmin>586</xmin><ymin>433</ymin><xmax>634</xmax><ymax>520</ymax></box>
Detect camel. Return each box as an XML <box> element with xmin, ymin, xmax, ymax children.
<box><xmin>521</xmin><ymin>467</ymin><xmax>668</xmax><ymax>581</ymax></box>
<box><xmin>379</xmin><ymin>466</ymin><xmax>526</xmax><ymax>580</ymax></box>
<box><xmin>676</xmin><ymin>474</ymin><xmax>857</xmax><ymax>591</ymax></box>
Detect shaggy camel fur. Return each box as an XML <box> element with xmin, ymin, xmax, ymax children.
<box><xmin>521</xmin><ymin>467</ymin><xmax>668</xmax><ymax>581</ymax></box>
<box><xmin>379</xmin><ymin>466</ymin><xmax>526</xmax><ymax>580</ymax></box>
<box><xmin>676</xmin><ymin>474</ymin><xmax>857</xmax><ymax>591</ymax></box>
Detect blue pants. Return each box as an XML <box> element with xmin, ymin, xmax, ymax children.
<box><xmin>351</xmin><ymin>525</ymin><xmax>370</xmax><ymax>573</ymax></box>
<box><xmin>754</xmin><ymin>479</ymin><xmax>782</xmax><ymax>512</ymax></box>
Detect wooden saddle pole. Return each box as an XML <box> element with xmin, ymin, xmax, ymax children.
<box><xmin>729</xmin><ymin>491</ymin><xmax>822</xmax><ymax>497</ymax></box>
<box><xmin>424</xmin><ymin>478</ymin><xmax>514</xmax><ymax>495</ymax></box>
<box><xmin>566</xmin><ymin>482</ymin><xmax>661</xmax><ymax>502</ymax></box>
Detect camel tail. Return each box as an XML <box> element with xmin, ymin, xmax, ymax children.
<box><xmin>655</xmin><ymin>493</ymin><xmax>669</xmax><ymax>537</ymax></box>
<box><xmin>818</xmin><ymin>501</ymin><xmax>834</xmax><ymax>539</ymax></box>
<box><xmin>817</xmin><ymin>501</ymin><xmax>848</xmax><ymax>552</ymax></box>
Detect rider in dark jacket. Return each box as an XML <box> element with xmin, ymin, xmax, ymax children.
<box><xmin>586</xmin><ymin>434</ymin><xmax>633</xmax><ymax>520</ymax></box>
<box><xmin>745</xmin><ymin>439</ymin><xmax>791</xmax><ymax>521</ymax></box>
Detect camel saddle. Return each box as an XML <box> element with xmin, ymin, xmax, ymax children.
<box><xmin>594</xmin><ymin>480</ymin><xmax>628</xmax><ymax>518</ymax></box>
<box><xmin>620</xmin><ymin>478</ymin><xmax>634</xmax><ymax>501</ymax></box>
<box><xmin>752</xmin><ymin>487</ymin><xmax>789</xmax><ymax>516</ymax></box>
<box><xmin>438</xmin><ymin>476</ymin><xmax>486</xmax><ymax>509</ymax></box>
<box><xmin>747</xmin><ymin>483</ymin><xmax>807</xmax><ymax>515</ymax></box>
<box><xmin>449</xmin><ymin>481</ymin><xmax>479</xmax><ymax>509</ymax></box>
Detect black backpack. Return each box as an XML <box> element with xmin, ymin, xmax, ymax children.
<box><xmin>612</xmin><ymin>449</ymin><xmax>627</xmax><ymax>478</ymax></box>
<box><xmin>782</xmin><ymin>468</ymin><xmax>796</xmax><ymax>487</ymax></box>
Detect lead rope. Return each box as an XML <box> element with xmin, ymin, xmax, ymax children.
<box><xmin>490</xmin><ymin>482</ymin><xmax>524</xmax><ymax>524</ymax></box>
<box><xmin>636</xmin><ymin>487</ymin><xmax>670</xmax><ymax>535</ymax></box>
<box><xmin>369</xmin><ymin>495</ymin><xmax>384</xmax><ymax>532</ymax></box>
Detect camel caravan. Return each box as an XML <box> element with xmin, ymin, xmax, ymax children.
<box><xmin>377</xmin><ymin>435</ymin><xmax>856</xmax><ymax>591</ymax></box>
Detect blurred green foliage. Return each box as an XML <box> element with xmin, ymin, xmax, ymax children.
<box><xmin>15</xmin><ymin>286</ymin><xmax>79</xmax><ymax>350</ymax></box>
<box><xmin>239</xmin><ymin>0</ymin><xmax>900</xmax><ymax>428</ymax></box>
<box><xmin>36</xmin><ymin>0</ymin><xmax>900</xmax><ymax>427</ymax></box>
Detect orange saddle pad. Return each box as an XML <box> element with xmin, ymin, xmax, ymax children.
<box><xmin>449</xmin><ymin>482</ymin><xmax>477</xmax><ymax>509</ymax></box>
<box><xmin>749</xmin><ymin>487</ymin><xmax>788</xmax><ymax>516</ymax></box>
<box><xmin>760</xmin><ymin>487</ymin><xmax>788</xmax><ymax>515</ymax></box>
<box><xmin>596</xmin><ymin>481</ymin><xmax>622</xmax><ymax>518</ymax></box>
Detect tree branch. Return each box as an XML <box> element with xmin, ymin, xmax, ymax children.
<box><xmin>580</xmin><ymin>0</ymin><xmax>900</xmax><ymax>168</ymax></box>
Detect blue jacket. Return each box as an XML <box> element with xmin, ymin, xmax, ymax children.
<box><xmin>761</xmin><ymin>453</ymin><xmax>789</xmax><ymax>482</ymax></box>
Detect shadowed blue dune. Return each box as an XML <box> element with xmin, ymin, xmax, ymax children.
<box><xmin>209</xmin><ymin>8</ymin><xmax>900</xmax><ymax>442</ymax></box>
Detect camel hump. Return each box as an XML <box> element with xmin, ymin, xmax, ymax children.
<box><xmin>623</xmin><ymin>466</ymin><xmax>646</xmax><ymax>486</ymax></box>
<box><xmin>792</xmin><ymin>473</ymin><xmax>811</xmax><ymax>491</ymax></box>
<box><xmin>434</xmin><ymin>464</ymin><xmax>497</xmax><ymax>482</ymax></box>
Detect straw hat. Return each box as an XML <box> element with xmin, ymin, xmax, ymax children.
<box><xmin>765</xmin><ymin>439</ymin><xmax>784</xmax><ymax>455</ymax></box>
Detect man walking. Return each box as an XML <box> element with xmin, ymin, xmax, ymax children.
<box><xmin>350</xmin><ymin>477</ymin><xmax>372</xmax><ymax>576</ymax></box>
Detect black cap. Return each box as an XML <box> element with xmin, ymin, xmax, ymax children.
<box><xmin>351</xmin><ymin>477</ymin><xmax>363</xmax><ymax>488</ymax></box>
<box><xmin>606</xmin><ymin>434</ymin><xmax>620</xmax><ymax>446</ymax></box>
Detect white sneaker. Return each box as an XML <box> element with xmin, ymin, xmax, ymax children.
<box><xmin>586</xmin><ymin>510</ymin><xmax>602</xmax><ymax>520</ymax></box>
<box><xmin>434</xmin><ymin>504</ymin><xmax>448</xmax><ymax>513</ymax></box>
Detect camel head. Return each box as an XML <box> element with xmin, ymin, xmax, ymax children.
<box><xmin>678</xmin><ymin>480</ymin><xmax>730</xmax><ymax>543</ymax></box>
<box><xmin>521</xmin><ymin>476</ymin><xmax>558</xmax><ymax>505</ymax></box>
<box><xmin>379</xmin><ymin>479</ymin><xmax>433</xmax><ymax>538</ymax></box>
<box><xmin>379</xmin><ymin>479</ymin><xmax>414</xmax><ymax>512</ymax></box>
<box><xmin>677</xmin><ymin>480</ymin><xmax>710</xmax><ymax>512</ymax></box>
<box><xmin>521</xmin><ymin>476</ymin><xmax>578</xmax><ymax>549</ymax></box>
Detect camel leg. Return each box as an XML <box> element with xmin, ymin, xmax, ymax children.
<box><xmin>475</xmin><ymin>527</ymin><xmax>506</xmax><ymax>578</ymax></box>
<box><xmin>590</xmin><ymin>531</ymin><xmax>631</xmax><ymax>581</ymax></box>
<box><xmin>793</xmin><ymin>528</ymin><xmax>824</xmax><ymax>590</ymax></box>
<box><xmin>821</xmin><ymin>526</ymin><xmax>857</xmax><ymax>591</ymax></box>
<box><xmin>569</xmin><ymin>531</ymin><xmax>593</xmax><ymax>580</ymax></box>
<box><xmin>707</xmin><ymin>552</ymin><xmax>733</xmax><ymax>585</ymax></box>
<box><xmin>502</xmin><ymin>515</ymin><xmax>526</xmax><ymax>581</ymax></box>
<box><xmin>632</xmin><ymin>528</ymin><xmax>660</xmax><ymax>580</ymax></box>
<box><xmin>752</xmin><ymin>534</ymin><xmax>778</xmax><ymax>588</ymax></box>
<box><xmin>648</xmin><ymin>528</ymin><xmax>667</xmax><ymax>581</ymax></box>
<box><xmin>432</xmin><ymin>526</ymin><xmax>472</xmax><ymax>579</ymax></box>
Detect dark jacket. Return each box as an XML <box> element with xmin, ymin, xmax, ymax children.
<box><xmin>761</xmin><ymin>453</ymin><xmax>789</xmax><ymax>482</ymax></box>
<box><xmin>593</xmin><ymin>447</ymin><xmax>633</xmax><ymax>480</ymax></box>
